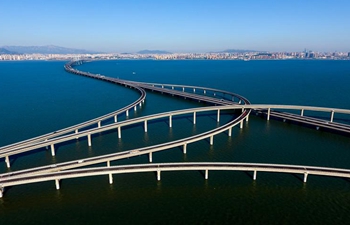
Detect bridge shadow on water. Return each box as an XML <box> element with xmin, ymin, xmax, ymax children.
<box><xmin>9</xmin><ymin>147</ymin><xmax>49</xmax><ymax>169</ymax></box>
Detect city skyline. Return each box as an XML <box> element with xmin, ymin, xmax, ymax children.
<box><xmin>1</xmin><ymin>0</ymin><xmax>350</xmax><ymax>53</ymax></box>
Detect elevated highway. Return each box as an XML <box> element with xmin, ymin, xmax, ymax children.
<box><xmin>2</xmin><ymin>162</ymin><xmax>350</xmax><ymax>197</ymax></box>
<box><xmin>1</xmin><ymin>60</ymin><xmax>350</xmax><ymax>198</ymax></box>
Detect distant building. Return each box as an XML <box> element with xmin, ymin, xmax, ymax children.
<box><xmin>348</xmin><ymin>52</ymin><xmax>350</xmax><ymax>57</ymax></box>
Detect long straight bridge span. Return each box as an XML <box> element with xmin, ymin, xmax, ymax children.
<box><xmin>2</xmin><ymin>162</ymin><xmax>350</xmax><ymax>197</ymax></box>
<box><xmin>1</xmin><ymin>60</ymin><xmax>350</xmax><ymax>198</ymax></box>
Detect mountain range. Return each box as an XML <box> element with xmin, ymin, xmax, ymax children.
<box><xmin>137</xmin><ymin>50</ymin><xmax>172</xmax><ymax>54</ymax></box>
<box><xmin>0</xmin><ymin>45</ymin><xmax>101</xmax><ymax>54</ymax></box>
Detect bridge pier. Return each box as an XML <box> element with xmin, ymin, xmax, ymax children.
<box><xmin>75</xmin><ymin>129</ymin><xmax>79</xmax><ymax>139</ymax></box>
<box><xmin>118</xmin><ymin>127</ymin><xmax>121</xmax><ymax>138</ymax></box>
<box><xmin>217</xmin><ymin>109</ymin><xmax>220</xmax><ymax>122</ymax></box>
<box><xmin>114</xmin><ymin>115</ymin><xmax>118</xmax><ymax>123</ymax></box>
<box><xmin>183</xmin><ymin>143</ymin><xmax>187</xmax><ymax>154</ymax></box>
<box><xmin>144</xmin><ymin>120</ymin><xmax>148</xmax><ymax>132</ymax></box>
<box><xmin>301</xmin><ymin>109</ymin><xmax>304</xmax><ymax>116</ymax></box>
<box><xmin>0</xmin><ymin>187</ymin><xmax>3</xmax><ymax>198</ymax></box>
<box><xmin>304</xmin><ymin>173</ymin><xmax>308</xmax><ymax>183</ymax></box>
<box><xmin>182</xmin><ymin>87</ymin><xmax>185</xmax><ymax>92</ymax></box>
<box><xmin>331</xmin><ymin>110</ymin><xmax>334</xmax><ymax>122</ymax></box>
<box><xmin>204</xmin><ymin>90</ymin><xmax>206</xmax><ymax>94</ymax></box>
<box><xmin>5</xmin><ymin>156</ymin><xmax>10</xmax><ymax>168</ymax></box>
<box><xmin>87</xmin><ymin>134</ymin><xmax>92</xmax><ymax>146</ymax></box>
<box><xmin>210</xmin><ymin>136</ymin><xmax>214</xmax><ymax>145</ymax></box>
<box><xmin>253</xmin><ymin>170</ymin><xmax>257</xmax><ymax>180</ymax></box>
<box><xmin>193</xmin><ymin>112</ymin><xmax>196</xmax><ymax>124</ymax></box>
<box><xmin>193</xmin><ymin>88</ymin><xmax>196</xmax><ymax>93</ymax></box>
<box><xmin>139</xmin><ymin>102</ymin><xmax>142</xmax><ymax>107</ymax></box>
<box><xmin>205</xmin><ymin>170</ymin><xmax>208</xmax><ymax>179</ymax></box>
<box><xmin>107</xmin><ymin>161</ymin><xmax>113</xmax><ymax>184</ymax></box>
<box><xmin>149</xmin><ymin>152</ymin><xmax>153</xmax><ymax>162</ymax></box>
<box><xmin>157</xmin><ymin>170</ymin><xmax>161</xmax><ymax>181</ymax></box>
<box><xmin>213</xmin><ymin>92</ymin><xmax>216</xmax><ymax>96</ymax></box>
<box><xmin>169</xmin><ymin>115</ymin><xmax>172</xmax><ymax>128</ymax></box>
<box><xmin>98</xmin><ymin>121</ymin><xmax>101</xmax><ymax>128</ymax></box>
<box><xmin>51</xmin><ymin>144</ymin><xmax>55</xmax><ymax>156</ymax></box>
<box><xmin>126</xmin><ymin>110</ymin><xmax>129</xmax><ymax>117</ymax></box>
<box><xmin>134</xmin><ymin>105</ymin><xmax>137</xmax><ymax>111</ymax></box>
<box><xmin>240</xmin><ymin>120</ymin><xmax>244</xmax><ymax>129</ymax></box>
<box><xmin>55</xmin><ymin>179</ymin><xmax>60</xmax><ymax>190</ymax></box>
<box><xmin>228</xmin><ymin>127</ymin><xmax>232</xmax><ymax>137</ymax></box>
<box><xmin>267</xmin><ymin>108</ymin><xmax>271</xmax><ymax>121</ymax></box>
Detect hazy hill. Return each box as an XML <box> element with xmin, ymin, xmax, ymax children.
<box><xmin>2</xmin><ymin>45</ymin><xmax>101</xmax><ymax>54</ymax></box>
<box><xmin>0</xmin><ymin>47</ymin><xmax>18</xmax><ymax>54</ymax></box>
<box><xmin>137</xmin><ymin>50</ymin><xmax>172</xmax><ymax>54</ymax></box>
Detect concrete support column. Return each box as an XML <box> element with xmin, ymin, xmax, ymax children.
<box><xmin>193</xmin><ymin>88</ymin><xmax>196</xmax><ymax>93</ymax></box>
<box><xmin>210</xmin><ymin>136</ymin><xmax>214</xmax><ymax>145</ymax></box>
<box><xmin>214</xmin><ymin>92</ymin><xmax>216</xmax><ymax>96</ymax></box>
<box><xmin>118</xmin><ymin>127</ymin><xmax>121</xmax><ymax>139</ymax></box>
<box><xmin>109</xmin><ymin>174</ymin><xmax>113</xmax><ymax>184</ymax></box>
<box><xmin>193</xmin><ymin>112</ymin><xmax>196</xmax><ymax>125</ymax></box>
<box><xmin>162</xmin><ymin>85</ymin><xmax>164</xmax><ymax>88</ymax></box>
<box><xmin>75</xmin><ymin>129</ymin><xmax>79</xmax><ymax>139</ymax></box>
<box><xmin>144</xmin><ymin>120</ymin><xmax>148</xmax><ymax>132</ymax></box>
<box><xmin>204</xmin><ymin>90</ymin><xmax>206</xmax><ymax>94</ymax></box>
<box><xmin>304</xmin><ymin>173</ymin><xmax>308</xmax><ymax>183</ymax></box>
<box><xmin>228</xmin><ymin>127</ymin><xmax>232</xmax><ymax>137</ymax></box>
<box><xmin>149</xmin><ymin>152</ymin><xmax>153</xmax><ymax>163</ymax></box>
<box><xmin>126</xmin><ymin>110</ymin><xmax>129</xmax><ymax>117</ymax></box>
<box><xmin>87</xmin><ymin>134</ymin><xmax>92</xmax><ymax>147</ymax></box>
<box><xmin>114</xmin><ymin>115</ymin><xmax>118</xmax><ymax>123</ymax></box>
<box><xmin>55</xmin><ymin>179</ymin><xmax>60</xmax><ymax>190</ymax></box>
<box><xmin>232</xmin><ymin>96</ymin><xmax>234</xmax><ymax>102</ymax></box>
<box><xmin>139</xmin><ymin>102</ymin><xmax>142</xmax><ymax>107</ymax></box>
<box><xmin>253</xmin><ymin>170</ymin><xmax>257</xmax><ymax>180</ymax></box>
<box><xmin>267</xmin><ymin>108</ymin><xmax>271</xmax><ymax>121</ymax></box>
<box><xmin>183</xmin><ymin>143</ymin><xmax>187</xmax><ymax>154</ymax></box>
<box><xmin>217</xmin><ymin>109</ymin><xmax>220</xmax><ymax>122</ymax></box>
<box><xmin>98</xmin><ymin>121</ymin><xmax>101</xmax><ymax>128</ymax></box>
<box><xmin>157</xmin><ymin>170</ymin><xmax>161</xmax><ymax>181</ymax></box>
<box><xmin>134</xmin><ymin>105</ymin><xmax>137</xmax><ymax>111</ymax></box>
<box><xmin>330</xmin><ymin>111</ymin><xmax>335</xmax><ymax>122</ymax></box>
<box><xmin>240</xmin><ymin>120</ymin><xmax>244</xmax><ymax>129</ymax></box>
<box><xmin>205</xmin><ymin>170</ymin><xmax>208</xmax><ymax>180</ymax></box>
<box><xmin>301</xmin><ymin>109</ymin><xmax>304</xmax><ymax>116</ymax></box>
<box><xmin>169</xmin><ymin>115</ymin><xmax>172</xmax><ymax>128</ymax></box>
<box><xmin>182</xmin><ymin>87</ymin><xmax>185</xmax><ymax>92</ymax></box>
<box><xmin>106</xmin><ymin>161</ymin><xmax>113</xmax><ymax>184</ymax></box>
<box><xmin>5</xmin><ymin>156</ymin><xmax>10</xmax><ymax>168</ymax></box>
<box><xmin>172</xmin><ymin>86</ymin><xmax>174</xmax><ymax>90</ymax></box>
<box><xmin>0</xmin><ymin>187</ymin><xmax>3</xmax><ymax>198</ymax></box>
<box><xmin>51</xmin><ymin>144</ymin><xmax>55</xmax><ymax>156</ymax></box>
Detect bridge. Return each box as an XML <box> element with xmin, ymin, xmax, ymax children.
<box><xmin>0</xmin><ymin>60</ymin><xmax>349</xmax><ymax>198</ymax></box>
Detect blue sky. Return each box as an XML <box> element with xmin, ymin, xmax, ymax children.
<box><xmin>1</xmin><ymin>0</ymin><xmax>349</xmax><ymax>53</ymax></box>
